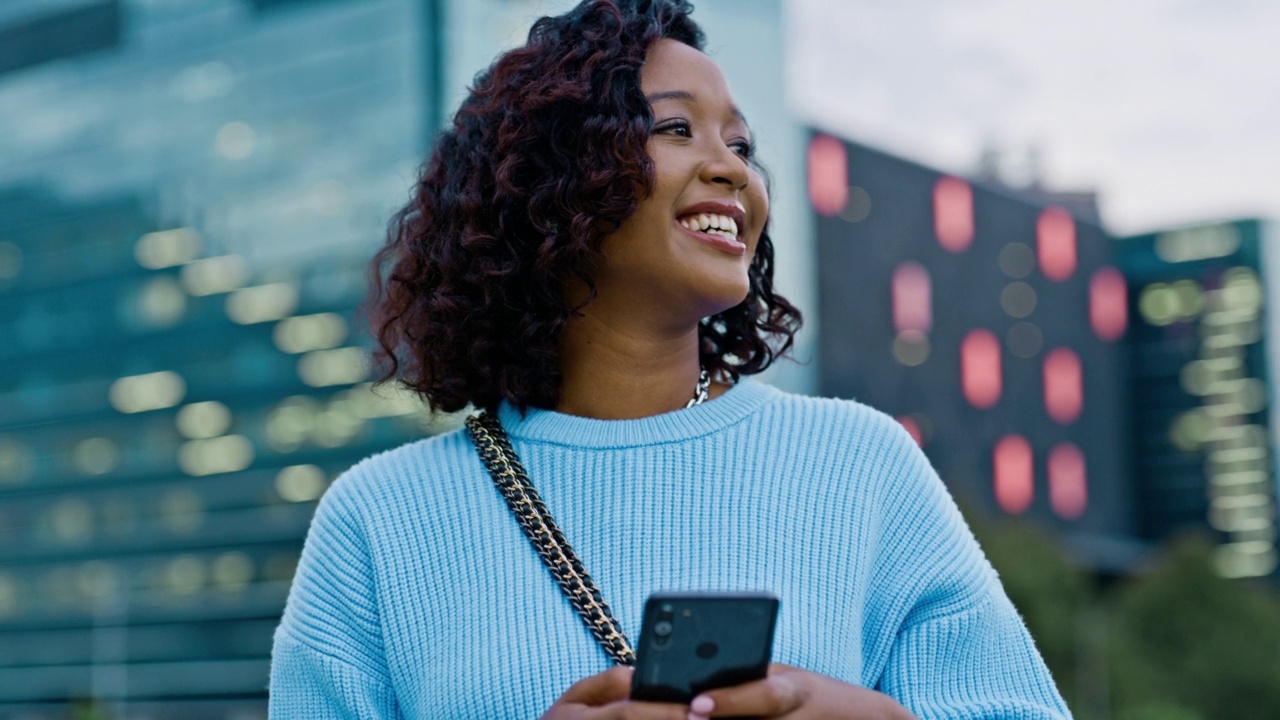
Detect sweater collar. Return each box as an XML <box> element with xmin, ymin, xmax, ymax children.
<box><xmin>495</xmin><ymin>378</ymin><xmax>777</xmax><ymax>449</ymax></box>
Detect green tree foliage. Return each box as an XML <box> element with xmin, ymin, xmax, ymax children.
<box><xmin>962</xmin><ymin>509</ymin><xmax>1280</xmax><ymax>720</ymax></box>
<box><xmin>1108</xmin><ymin>535</ymin><xmax>1280</xmax><ymax>720</ymax></box>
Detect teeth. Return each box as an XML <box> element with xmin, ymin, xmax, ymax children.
<box><xmin>678</xmin><ymin>212</ymin><xmax>739</xmax><ymax>237</ymax></box>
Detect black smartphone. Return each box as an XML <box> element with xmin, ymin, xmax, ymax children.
<box><xmin>630</xmin><ymin>592</ymin><xmax>779</xmax><ymax>703</ymax></box>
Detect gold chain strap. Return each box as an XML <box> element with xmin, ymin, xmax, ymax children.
<box><xmin>465</xmin><ymin>411</ymin><xmax>636</xmax><ymax>666</ymax></box>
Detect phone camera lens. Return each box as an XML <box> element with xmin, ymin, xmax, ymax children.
<box><xmin>653</xmin><ymin>620</ymin><xmax>673</xmax><ymax>638</ymax></box>
<box><xmin>660</xmin><ymin>603</ymin><xmax>674</xmax><ymax>614</ymax></box>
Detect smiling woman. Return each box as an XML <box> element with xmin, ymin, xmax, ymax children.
<box><xmin>268</xmin><ymin>2</ymin><xmax>1069</xmax><ymax>719</ymax></box>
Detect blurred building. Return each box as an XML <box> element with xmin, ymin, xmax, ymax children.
<box><xmin>0</xmin><ymin>0</ymin><xmax>806</xmax><ymax>718</ymax></box>
<box><xmin>0</xmin><ymin>185</ymin><xmax>451</xmax><ymax>718</ymax></box>
<box><xmin>1119</xmin><ymin>219</ymin><xmax>1278</xmax><ymax>580</ymax></box>
<box><xmin>808</xmin><ymin>132</ymin><xmax>1142</xmax><ymax>571</ymax></box>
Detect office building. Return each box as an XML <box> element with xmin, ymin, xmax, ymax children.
<box><xmin>809</xmin><ymin>133</ymin><xmax>1138</xmax><ymax>567</ymax></box>
<box><xmin>1119</xmin><ymin>219</ymin><xmax>1278</xmax><ymax>579</ymax></box>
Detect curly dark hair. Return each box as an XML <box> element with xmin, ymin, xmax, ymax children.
<box><xmin>368</xmin><ymin>0</ymin><xmax>802</xmax><ymax>413</ymax></box>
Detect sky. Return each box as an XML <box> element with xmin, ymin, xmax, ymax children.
<box><xmin>786</xmin><ymin>0</ymin><xmax>1280</xmax><ymax>235</ymax></box>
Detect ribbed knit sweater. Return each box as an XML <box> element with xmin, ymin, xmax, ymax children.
<box><xmin>269</xmin><ymin>379</ymin><xmax>1070</xmax><ymax>719</ymax></box>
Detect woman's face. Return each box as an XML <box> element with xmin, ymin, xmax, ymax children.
<box><xmin>590</xmin><ymin>38</ymin><xmax>768</xmax><ymax>326</ymax></box>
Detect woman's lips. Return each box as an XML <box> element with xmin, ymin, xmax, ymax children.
<box><xmin>674</xmin><ymin>219</ymin><xmax>747</xmax><ymax>256</ymax></box>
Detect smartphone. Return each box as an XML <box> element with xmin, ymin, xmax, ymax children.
<box><xmin>630</xmin><ymin>592</ymin><xmax>779</xmax><ymax>703</ymax></box>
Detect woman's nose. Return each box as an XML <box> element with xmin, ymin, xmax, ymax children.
<box><xmin>701</xmin><ymin>141</ymin><xmax>750</xmax><ymax>191</ymax></box>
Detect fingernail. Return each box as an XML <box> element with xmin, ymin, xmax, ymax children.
<box><xmin>687</xmin><ymin>714</ymin><xmax>708</xmax><ymax>720</ymax></box>
<box><xmin>690</xmin><ymin>695</ymin><xmax>714</xmax><ymax>715</ymax></box>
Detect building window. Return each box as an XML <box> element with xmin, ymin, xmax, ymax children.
<box><xmin>1047</xmin><ymin>443</ymin><xmax>1087</xmax><ymax>519</ymax></box>
<box><xmin>807</xmin><ymin>134</ymin><xmax>848</xmax><ymax>217</ymax></box>
<box><xmin>933</xmin><ymin>176</ymin><xmax>974</xmax><ymax>252</ymax></box>
<box><xmin>1036</xmin><ymin>206</ymin><xmax>1076</xmax><ymax>281</ymax></box>
<box><xmin>993</xmin><ymin>435</ymin><xmax>1033</xmax><ymax>514</ymax></box>
<box><xmin>961</xmin><ymin>329</ymin><xmax>1001</xmax><ymax>408</ymax></box>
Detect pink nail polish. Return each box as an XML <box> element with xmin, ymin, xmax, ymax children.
<box><xmin>690</xmin><ymin>695</ymin><xmax>715</xmax><ymax>715</ymax></box>
<box><xmin>687</xmin><ymin>714</ymin><xmax>708</xmax><ymax>720</ymax></box>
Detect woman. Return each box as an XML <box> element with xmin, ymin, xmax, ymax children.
<box><xmin>269</xmin><ymin>1</ymin><xmax>1070</xmax><ymax>718</ymax></box>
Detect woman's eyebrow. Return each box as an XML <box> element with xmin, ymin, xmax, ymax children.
<box><xmin>645</xmin><ymin>90</ymin><xmax>747</xmax><ymax>122</ymax></box>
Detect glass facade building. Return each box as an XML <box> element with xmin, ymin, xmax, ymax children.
<box><xmin>0</xmin><ymin>1</ymin><xmax>805</xmax><ymax>717</ymax></box>
<box><xmin>1120</xmin><ymin>220</ymin><xmax>1279</xmax><ymax>579</ymax></box>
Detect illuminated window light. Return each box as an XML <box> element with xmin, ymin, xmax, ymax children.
<box><xmin>313</xmin><ymin>405</ymin><xmax>366</xmax><ymax>448</ymax></box>
<box><xmin>0</xmin><ymin>438</ymin><xmax>35</xmax><ymax>484</ymax></box>
<box><xmin>72</xmin><ymin>438</ymin><xmax>120</xmax><ymax>476</ymax></box>
<box><xmin>163</xmin><ymin>556</ymin><xmax>206</xmax><ymax>595</ymax></box>
<box><xmin>1048</xmin><ymin>443</ymin><xmax>1087</xmax><ymax>519</ymax></box>
<box><xmin>137</xmin><ymin>276</ymin><xmax>187</xmax><ymax>327</ymax></box>
<box><xmin>891</xmin><ymin>330</ymin><xmax>930</xmax><ymax>366</ymax></box>
<box><xmin>933</xmin><ymin>176</ymin><xmax>973</xmax><ymax>252</ymax></box>
<box><xmin>807</xmin><ymin>134</ymin><xmax>848</xmax><ymax>216</ymax></box>
<box><xmin>1036</xmin><ymin>207</ymin><xmax>1076</xmax><ymax>281</ymax></box>
<box><xmin>212</xmin><ymin>552</ymin><xmax>254</xmax><ymax>591</ymax></box>
<box><xmin>1212</xmin><ymin>542</ymin><xmax>1278</xmax><ymax>579</ymax></box>
<box><xmin>177</xmin><ymin>435</ymin><xmax>254</xmax><ymax>476</ymax></box>
<box><xmin>273</xmin><ymin>313</ymin><xmax>349</xmax><ymax>354</ymax></box>
<box><xmin>993</xmin><ymin>435</ymin><xmax>1033</xmax><ymax>514</ymax></box>
<box><xmin>49</xmin><ymin>498</ymin><xmax>93</xmax><ymax>544</ymax></box>
<box><xmin>999</xmin><ymin>281</ymin><xmax>1037</xmax><ymax>318</ymax></box>
<box><xmin>998</xmin><ymin>243</ymin><xmax>1035</xmax><ymax>279</ymax></box>
<box><xmin>1221</xmin><ymin>267</ymin><xmax>1263</xmax><ymax>313</ymax></box>
<box><xmin>216</xmin><ymin>121</ymin><xmax>256</xmax><ymax>160</ymax></box>
<box><xmin>298</xmin><ymin>347</ymin><xmax>369</xmax><ymax>387</ymax></box>
<box><xmin>181</xmin><ymin>255</ymin><xmax>249</xmax><ymax>296</ymax></box>
<box><xmin>1044</xmin><ymin>348</ymin><xmax>1083</xmax><ymax>424</ymax></box>
<box><xmin>1089</xmin><ymin>267</ymin><xmax>1127</xmax><ymax>341</ymax></box>
<box><xmin>276</xmin><ymin>465</ymin><xmax>328</xmax><ymax>503</ymax></box>
<box><xmin>0</xmin><ymin>241</ymin><xmax>22</xmax><ymax>280</ymax></box>
<box><xmin>176</xmin><ymin>401</ymin><xmax>232</xmax><ymax>439</ymax></box>
<box><xmin>134</xmin><ymin>228</ymin><xmax>201</xmax><ymax>269</ymax></box>
<box><xmin>1006</xmin><ymin>321</ymin><xmax>1044</xmax><ymax>359</ymax></box>
<box><xmin>266</xmin><ymin>396</ymin><xmax>321</xmax><ymax>452</ymax></box>
<box><xmin>891</xmin><ymin>262</ymin><xmax>931</xmax><ymax>333</ymax></box>
<box><xmin>109</xmin><ymin>371</ymin><xmax>186</xmax><ymax>414</ymax></box>
<box><xmin>226</xmin><ymin>283</ymin><xmax>299</xmax><ymax>324</ymax></box>
<box><xmin>961</xmin><ymin>329</ymin><xmax>1001</xmax><ymax>408</ymax></box>
<box><xmin>1156</xmin><ymin>224</ymin><xmax>1240</xmax><ymax>263</ymax></box>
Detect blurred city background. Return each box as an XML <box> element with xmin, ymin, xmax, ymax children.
<box><xmin>0</xmin><ymin>1</ymin><xmax>1277</xmax><ymax>719</ymax></box>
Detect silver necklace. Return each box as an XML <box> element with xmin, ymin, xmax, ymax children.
<box><xmin>685</xmin><ymin>366</ymin><xmax>711</xmax><ymax>408</ymax></box>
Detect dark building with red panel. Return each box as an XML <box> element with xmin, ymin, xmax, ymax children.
<box><xmin>809</xmin><ymin>133</ymin><xmax>1139</xmax><ymax>568</ymax></box>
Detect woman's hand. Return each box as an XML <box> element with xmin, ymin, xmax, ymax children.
<box><xmin>687</xmin><ymin>664</ymin><xmax>919</xmax><ymax>720</ymax></box>
<box><xmin>541</xmin><ymin>666</ymin><xmax>689</xmax><ymax>720</ymax></box>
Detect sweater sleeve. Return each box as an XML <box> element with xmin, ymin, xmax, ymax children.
<box><xmin>269</xmin><ymin>473</ymin><xmax>402</xmax><ymax>720</ymax></box>
<box><xmin>865</xmin><ymin>417</ymin><xmax>1071</xmax><ymax>720</ymax></box>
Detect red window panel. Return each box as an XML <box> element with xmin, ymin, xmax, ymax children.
<box><xmin>807</xmin><ymin>135</ymin><xmax>848</xmax><ymax>217</ymax></box>
<box><xmin>1089</xmin><ymin>266</ymin><xmax>1128</xmax><ymax>341</ymax></box>
<box><xmin>993</xmin><ymin>435</ymin><xmax>1034</xmax><ymax>514</ymax></box>
<box><xmin>961</xmin><ymin>329</ymin><xmax>1002</xmax><ymax>408</ymax></box>
<box><xmin>933</xmin><ymin>176</ymin><xmax>974</xmax><ymax>252</ymax></box>
<box><xmin>1044</xmin><ymin>347</ymin><xmax>1083</xmax><ymax>424</ymax></box>
<box><xmin>1036</xmin><ymin>207</ymin><xmax>1077</xmax><ymax>281</ymax></box>
<box><xmin>891</xmin><ymin>262</ymin><xmax>932</xmax><ymax>333</ymax></box>
<box><xmin>896</xmin><ymin>416</ymin><xmax>924</xmax><ymax>446</ymax></box>
<box><xmin>1048</xmin><ymin>443</ymin><xmax>1088</xmax><ymax>519</ymax></box>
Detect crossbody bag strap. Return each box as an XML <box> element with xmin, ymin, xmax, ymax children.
<box><xmin>465</xmin><ymin>411</ymin><xmax>636</xmax><ymax>666</ymax></box>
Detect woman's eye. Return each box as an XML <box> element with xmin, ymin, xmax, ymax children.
<box><xmin>731</xmin><ymin>140</ymin><xmax>755</xmax><ymax>159</ymax></box>
<box><xmin>655</xmin><ymin>121</ymin><xmax>691</xmax><ymax>137</ymax></box>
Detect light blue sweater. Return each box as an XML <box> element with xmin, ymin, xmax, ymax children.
<box><xmin>270</xmin><ymin>379</ymin><xmax>1070</xmax><ymax>718</ymax></box>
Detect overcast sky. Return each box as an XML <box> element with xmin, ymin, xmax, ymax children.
<box><xmin>786</xmin><ymin>0</ymin><xmax>1280</xmax><ymax>235</ymax></box>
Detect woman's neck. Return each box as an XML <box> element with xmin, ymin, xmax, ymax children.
<box><xmin>555</xmin><ymin>312</ymin><xmax>707</xmax><ymax>420</ymax></box>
